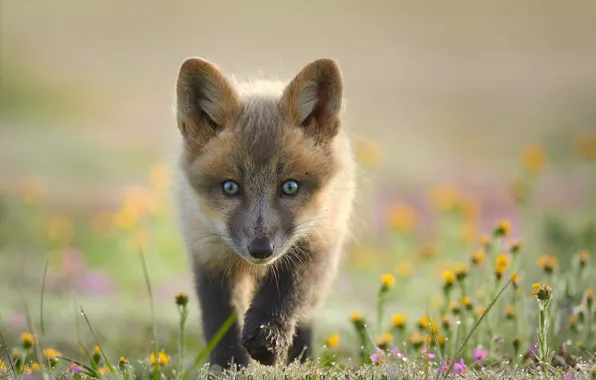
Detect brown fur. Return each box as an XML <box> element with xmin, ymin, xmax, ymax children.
<box><xmin>174</xmin><ymin>57</ymin><xmax>356</xmax><ymax>368</ymax></box>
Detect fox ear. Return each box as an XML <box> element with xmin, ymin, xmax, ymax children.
<box><xmin>176</xmin><ymin>57</ymin><xmax>241</xmax><ymax>148</ymax></box>
<box><xmin>280</xmin><ymin>58</ymin><xmax>344</xmax><ymax>140</ymax></box>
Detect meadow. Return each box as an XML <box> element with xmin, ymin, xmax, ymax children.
<box><xmin>1</xmin><ymin>138</ymin><xmax>595</xmax><ymax>379</ymax></box>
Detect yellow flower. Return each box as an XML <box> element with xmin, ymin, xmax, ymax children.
<box><xmin>175</xmin><ymin>292</ymin><xmax>189</xmax><ymax>307</ymax></box>
<box><xmin>20</xmin><ymin>178</ymin><xmax>44</xmax><ymax>205</ymax></box>
<box><xmin>149</xmin><ymin>352</ymin><xmax>170</xmax><ymax>366</ymax></box>
<box><xmin>387</xmin><ymin>204</ymin><xmax>417</xmax><ymax>232</ymax></box>
<box><xmin>522</xmin><ymin>144</ymin><xmax>547</xmax><ymax>174</ymax></box>
<box><xmin>461</xmin><ymin>296</ymin><xmax>473</xmax><ymax>311</ymax></box>
<box><xmin>417</xmin><ymin>316</ymin><xmax>438</xmax><ymax>332</ymax></box>
<box><xmin>494</xmin><ymin>220</ymin><xmax>511</xmax><ymax>237</ymax></box>
<box><xmin>354</xmin><ymin>138</ymin><xmax>383</xmax><ymax>169</ymax></box>
<box><xmin>21</xmin><ymin>332</ymin><xmax>37</xmax><ymax>349</ymax></box>
<box><xmin>577</xmin><ymin>250</ymin><xmax>590</xmax><ymax>268</ymax></box>
<box><xmin>429</xmin><ymin>183</ymin><xmax>460</xmax><ymax>212</ymax></box>
<box><xmin>441</xmin><ymin>270</ymin><xmax>455</xmax><ymax>290</ymax></box>
<box><xmin>448</xmin><ymin>301</ymin><xmax>461</xmax><ymax>315</ymax></box>
<box><xmin>113</xmin><ymin>186</ymin><xmax>158</xmax><ymax>230</ymax></box>
<box><xmin>505</xmin><ymin>305</ymin><xmax>516</xmax><ymax>319</ymax></box>
<box><xmin>480</xmin><ymin>235</ymin><xmax>491</xmax><ymax>248</ymax></box>
<box><xmin>531</xmin><ymin>283</ymin><xmax>553</xmax><ymax>301</ymax></box>
<box><xmin>510</xmin><ymin>239</ymin><xmax>523</xmax><ymax>254</ymax></box>
<box><xmin>149</xmin><ymin>163</ymin><xmax>172</xmax><ymax>193</ymax></box>
<box><xmin>380</xmin><ymin>274</ymin><xmax>395</xmax><ymax>290</ymax></box>
<box><xmin>496</xmin><ymin>253</ymin><xmax>511</xmax><ymax>270</ymax></box>
<box><xmin>586</xmin><ymin>289</ymin><xmax>595</xmax><ymax>307</ymax></box>
<box><xmin>511</xmin><ymin>273</ymin><xmax>521</xmax><ymax>289</ymax></box>
<box><xmin>453</xmin><ymin>264</ymin><xmax>469</xmax><ymax>282</ymax></box>
<box><xmin>537</xmin><ymin>255</ymin><xmax>558</xmax><ymax>274</ymax></box>
<box><xmin>391</xmin><ymin>313</ymin><xmax>407</xmax><ymax>329</ymax></box>
<box><xmin>408</xmin><ymin>331</ymin><xmax>425</xmax><ymax>346</ymax></box>
<box><xmin>98</xmin><ymin>367</ymin><xmax>110</xmax><ymax>374</ymax></box>
<box><xmin>441</xmin><ymin>314</ymin><xmax>452</xmax><ymax>330</ymax></box>
<box><xmin>395</xmin><ymin>260</ymin><xmax>413</xmax><ymax>278</ymax></box>
<box><xmin>0</xmin><ymin>360</ymin><xmax>5</xmax><ymax>373</ymax></box>
<box><xmin>437</xmin><ymin>335</ymin><xmax>447</xmax><ymax>345</ymax></box>
<box><xmin>351</xmin><ymin>311</ymin><xmax>363</xmax><ymax>323</ymax></box>
<box><xmin>573</xmin><ymin>133</ymin><xmax>596</xmax><ymax>159</ymax></box>
<box><xmin>119</xmin><ymin>356</ymin><xmax>127</xmax><ymax>365</ymax></box>
<box><xmin>471</xmin><ymin>250</ymin><xmax>486</xmax><ymax>266</ymax></box>
<box><xmin>93</xmin><ymin>346</ymin><xmax>101</xmax><ymax>354</ymax></box>
<box><xmin>42</xmin><ymin>348</ymin><xmax>62</xmax><ymax>360</ymax></box>
<box><xmin>375</xmin><ymin>333</ymin><xmax>392</xmax><ymax>349</ymax></box>
<box><xmin>23</xmin><ymin>362</ymin><xmax>40</xmax><ymax>374</ymax></box>
<box><xmin>325</xmin><ymin>333</ymin><xmax>340</xmax><ymax>348</ymax></box>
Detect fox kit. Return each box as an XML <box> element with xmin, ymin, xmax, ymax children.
<box><xmin>174</xmin><ymin>57</ymin><xmax>356</xmax><ymax>369</ymax></box>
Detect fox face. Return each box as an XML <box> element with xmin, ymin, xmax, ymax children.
<box><xmin>176</xmin><ymin>58</ymin><xmax>345</xmax><ymax>265</ymax></box>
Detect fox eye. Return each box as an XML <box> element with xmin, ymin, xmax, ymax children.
<box><xmin>222</xmin><ymin>180</ymin><xmax>240</xmax><ymax>196</ymax></box>
<box><xmin>281</xmin><ymin>180</ymin><xmax>299</xmax><ymax>196</ymax></box>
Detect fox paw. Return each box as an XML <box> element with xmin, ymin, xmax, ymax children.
<box><xmin>240</xmin><ymin>318</ymin><xmax>292</xmax><ymax>366</ymax></box>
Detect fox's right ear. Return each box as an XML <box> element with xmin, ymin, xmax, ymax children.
<box><xmin>176</xmin><ymin>58</ymin><xmax>241</xmax><ymax>149</ymax></box>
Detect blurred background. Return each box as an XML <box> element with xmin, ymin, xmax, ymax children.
<box><xmin>1</xmin><ymin>0</ymin><xmax>595</xmax><ymax>359</ymax></box>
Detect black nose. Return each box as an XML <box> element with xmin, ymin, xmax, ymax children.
<box><xmin>248</xmin><ymin>236</ymin><xmax>274</xmax><ymax>259</ymax></box>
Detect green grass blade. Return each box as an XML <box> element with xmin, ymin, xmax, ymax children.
<box><xmin>137</xmin><ymin>245</ymin><xmax>160</xmax><ymax>380</ymax></box>
<box><xmin>0</xmin><ymin>328</ymin><xmax>17</xmax><ymax>378</ymax></box>
<box><xmin>79</xmin><ymin>305</ymin><xmax>118</xmax><ymax>379</ymax></box>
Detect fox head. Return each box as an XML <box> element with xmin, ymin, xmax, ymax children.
<box><xmin>176</xmin><ymin>57</ymin><xmax>346</xmax><ymax>265</ymax></box>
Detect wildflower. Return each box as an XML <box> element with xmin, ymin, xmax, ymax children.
<box><xmin>470</xmin><ymin>250</ymin><xmax>486</xmax><ymax>266</ymax></box>
<box><xmin>570</xmin><ymin>313</ymin><xmax>578</xmax><ymax>332</ymax></box>
<box><xmin>119</xmin><ymin>356</ymin><xmax>127</xmax><ymax>366</ymax></box>
<box><xmin>531</xmin><ymin>283</ymin><xmax>553</xmax><ymax>302</ymax></box>
<box><xmin>496</xmin><ymin>253</ymin><xmax>511</xmax><ymax>269</ymax></box>
<box><xmin>421</xmin><ymin>346</ymin><xmax>435</xmax><ymax>359</ymax></box>
<box><xmin>573</xmin><ymin>134</ymin><xmax>596</xmax><ymax>159</ymax></box>
<box><xmin>354</xmin><ymin>138</ymin><xmax>383</xmax><ymax>169</ymax></box>
<box><xmin>448</xmin><ymin>301</ymin><xmax>461</xmax><ymax>315</ymax></box>
<box><xmin>505</xmin><ymin>305</ymin><xmax>516</xmax><ymax>320</ymax></box>
<box><xmin>68</xmin><ymin>363</ymin><xmax>82</xmax><ymax>374</ymax></box>
<box><xmin>380</xmin><ymin>273</ymin><xmax>395</xmax><ymax>292</ymax></box>
<box><xmin>586</xmin><ymin>289</ymin><xmax>595</xmax><ymax>309</ymax></box>
<box><xmin>0</xmin><ymin>360</ymin><xmax>5</xmax><ymax>373</ymax></box>
<box><xmin>537</xmin><ymin>255</ymin><xmax>558</xmax><ymax>274</ymax></box>
<box><xmin>577</xmin><ymin>250</ymin><xmax>590</xmax><ymax>269</ymax></box>
<box><xmin>175</xmin><ymin>292</ymin><xmax>189</xmax><ymax>307</ymax></box>
<box><xmin>461</xmin><ymin>296</ymin><xmax>473</xmax><ymax>311</ymax></box>
<box><xmin>408</xmin><ymin>332</ymin><xmax>425</xmax><ymax>349</ymax></box>
<box><xmin>390</xmin><ymin>346</ymin><xmax>405</xmax><ymax>360</ymax></box>
<box><xmin>325</xmin><ymin>333</ymin><xmax>340</xmax><ymax>348</ymax></box>
<box><xmin>437</xmin><ymin>335</ymin><xmax>447</xmax><ymax>347</ymax></box>
<box><xmin>442</xmin><ymin>314</ymin><xmax>452</xmax><ymax>330</ymax></box>
<box><xmin>351</xmin><ymin>311</ymin><xmax>363</xmax><ymax>323</ymax></box>
<box><xmin>42</xmin><ymin>348</ymin><xmax>62</xmax><ymax>360</ymax></box>
<box><xmin>21</xmin><ymin>332</ymin><xmax>36</xmax><ymax>349</ymax></box>
<box><xmin>391</xmin><ymin>313</ymin><xmax>407</xmax><ymax>330</ymax></box>
<box><xmin>480</xmin><ymin>235</ymin><xmax>491</xmax><ymax>248</ymax></box>
<box><xmin>522</xmin><ymin>144</ymin><xmax>547</xmax><ymax>174</ymax></box>
<box><xmin>475</xmin><ymin>306</ymin><xmax>485</xmax><ymax>318</ymax></box>
<box><xmin>510</xmin><ymin>239</ymin><xmax>523</xmax><ymax>254</ymax></box>
<box><xmin>453</xmin><ymin>358</ymin><xmax>467</xmax><ymax>374</ymax></box>
<box><xmin>23</xmin><ymin>362</ymin><xmax>40</xmax><ymax>374</ymax></box>
<box><xmin>92</xmin><ymin>346</ymin><xmax>102</xmax><ymax>365</ymax></box>
<box><xmin>395</xmin><ymin>260</ymin><xmax>413</xmax><ymax>278</ymax></box>
<box><xmin>149</xmin><ymin>352</ymin><xmax>170</xmax><ymax>366</ymax></box>
<box><xmin>472</xmin><ymin>347</ymin><xmax>488</xmax><ymax>361</ymax></box>
<box><xmin>417</xmin><ymin>316</ymin><xmax>438</xmax><ymax>332</ymax></box>
<box><xmin>511</xmin><ymin>273</ymin><xmax>521</xmax><ymax>289</ymax></box>
<box><xmin>565</xmin><ymin>372</ymin><xmax>574</xmax><ymax>380</ymax></box>
<box><xmin>387</xmin><ymin>204</ymin><xmax>417</xmax><ymax>232</ymax></box>
<box><xmin>375</xmin><ymin>333</ymin><xmax>392</xmax><ymax>350</ymax></box>
<box><xmin>513</xmin><ymin>337</ymin><xmax>521</xmax><ymax>353</ymax></box>
<box><xmin>493</xmin><ymin>220</ymin><xmax>511</xmax><ymax>237</ymax></box>
<box><xmin>98</xmin><ymin>367</ymin><xmax>110</xmax><ymax>374</ymax></box>
<box><xmin>453</xmin><ymin>264</ymin><xmax>469</xmax><ymax>282</ymax></box>
<box><xmin>495</xmin><ymin>264</ymin><xmax>506</xmax><ymax>281</ymax></box>
<box><xmin>370</xmin><ymin>347</ymin><xmax>386</xmax><ymax>364</ymax></box>
<box><xmin>442</xmin><ymin>270</ymin><xmax>455</xmax><ymax>292</ymax></box>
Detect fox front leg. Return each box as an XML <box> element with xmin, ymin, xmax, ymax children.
<box><xmin>240</xmin><ymin>243</ymin><xmax>326</xmax><ymax>366</ymax></box>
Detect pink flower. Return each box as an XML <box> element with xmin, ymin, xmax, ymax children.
<box><xmin>390</xmin><ymin>346</ymin><xmax>405</xmax><ymax>360</ymax></box>
<box><xmin>68</xmin><ymin>363</ymin><xmax>81</xmax><ymax>374</ymax></box>
<box><xmin>472</xmin><ymin>347</ymin><xmax>488</xmax><ymax>361</ymax></box>
<box><xmin>421</xmin><ymin>346</ymin><xmax>435</xmax><ymax>359</ymax></box>
<box><xmin>453</xmin><ymin>358</ymin><xmax>467</xmax><ymax>374</ymax></box>
<box><xmin>370</xmin><ymin>347</ymin><xmax>385</xmax><ymax>364</ymax></box>
<box><xmin>565</xmin><ymin>373</ymin><xmax>573</xmax><ymax>380</ymax></box>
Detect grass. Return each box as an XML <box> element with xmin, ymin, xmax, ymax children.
<box><xmin>1</xmin><ymin>138</ymin><xmax>596</xmax><ymax>379</ymax></box>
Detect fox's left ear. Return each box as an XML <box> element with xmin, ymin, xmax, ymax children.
<box><xmin>280</xmin><ymin>58</ymin><xmax>344</xmax><ymax>140</ymax></box>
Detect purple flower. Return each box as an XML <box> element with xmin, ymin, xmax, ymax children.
<box><xmin>68</xmin><ymin>363</ymin><xmax>81</xmax><ymax>374</ymax></box>
<box><xmin>472</xmin><ymin>347</ymin><xmax>488</xmax><ymax>361</ymax></box>
<box><xmin>370</xmin><ymin>347</ymin><xmax>385</xmax><ymax>364</ymax></box>
<box><xmin>565</xmin><ymin>373</ymin><xmax>573</xmax><ymax>380</ymax></box>
<box><xmin>421</xmin><ymin>346</ymin><xmax>435</xmax><ymax>359</ymax></box>
<box><xmin>390</xmin><ymin>346</ymin><xmax>405</xmax><ymax>360</ymax></box>
<box><xmin>529</xmin><ymin>343</ymin><xmax>538</xmax><ymax>357</ymax></box>
<box><xmin>453</xmin><ymin>358</ymin><xmax>467</xmax><ymax>374</ymax></box>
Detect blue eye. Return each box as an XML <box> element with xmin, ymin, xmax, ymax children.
<box><xmin>222</xmin><ymin>180</ymin><xmax>240</xmax><ymax>195</ymax></box>
<box><xmin>281</xmin><ymin>180</ymin><xmax>299</xmax><ymax>196</ymax></box>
